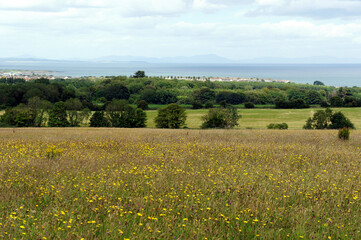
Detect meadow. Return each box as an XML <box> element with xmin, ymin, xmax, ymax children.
<box><xmin>1</xmin><ymin>128</ymin><xmax>361</xmax><ymax>239</ymax></box>
<box><xmin>146</xmin><ymin>107</ymin><xmax>361</xmax><ymax>129</ymax></box>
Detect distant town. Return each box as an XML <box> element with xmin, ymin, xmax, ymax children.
<box><xmin>0</xmin><ymin>69</ymin><xmax>292</xmax><ymax>83</ymax></box>
<box><xmin>161</xmin><ymin>76</ymin><xmax>292</xmax><ymax>83</ymax></box>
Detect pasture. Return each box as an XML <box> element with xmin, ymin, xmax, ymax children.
<box><xmin>146</xmin><ymin>108</ymin><xmax>361</xmax><ymax>129</ymax></box>
<box><xmin>0</xmin><ymin>128</ymin><xmax>361</xmax><ymax>239</ymax></box>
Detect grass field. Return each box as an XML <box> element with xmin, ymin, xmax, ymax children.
<box><xmin>146</xmin><ymin>108</ymin><xmax>361</xmax><ymax>129</ymax></box>
<box><xmin>1</xmin><ymin>128</ymin><xmax>361</xmax><ymax>239</ymax></box>
<box><xmin>1</xmin><ymin>107</ymin><xmax>361</xmax><ymax>129</ymax></box>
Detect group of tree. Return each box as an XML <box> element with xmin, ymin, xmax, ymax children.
<box><xmin>0</xmin><ymin>97</ymin><xmax>146</xmax><ymax>128</ymax></box>
<box><xmin>303</xmin><ymin>108</ymin><xmax>354</xmax><ymax>129</ymax></box>
<box><xmin>3</xmin><ymin>71</ymin><xmax>361</xmax><ymax>112</ymax></box>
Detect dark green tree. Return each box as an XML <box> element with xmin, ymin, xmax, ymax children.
<box><xmin>193</xmin><ymin>87</ymin><xmax>215</xmax><ymax>104</ymax></box>
<box><xmin>48</xmin><ymin>102</ymin><xmax>70</xmax><ymax>127</ymax></box>
<box><xmin>303</xmin><ymin>108</ymin><xmax>354</xmax><ymax>129</ymax></box>
<box><xmin>89</xmin><ymin>111</ymin><xmax>110</xmax><ymax>127</ymax></box>
<box><xmin>201</xmin><ymin>106</ymin><xmax>241</xmax><ymax>129</ymax></box>
<box><xmin>313</xmin><ymin>81</ymin><xmax>325</xmax><ymax>86</ymax></box>
<box><xmin>27</xmin><ymin>96</ymin><xmax>52</xmax><ymax>127</ymax></box>
<box><xmin>330</xmin><ymin>96</ymin><xmax>343</xmax><ymax>107</ymax></box>
<box><xmin>133</xmin><ymin>71</ymin><xmax>145</xmax><ymax>78</ymax></box>
<box><xmin>0</xmin><ymin>105</ymin><xmax>36</xmax><ymax>127</ymax></box>
<box><xmin>137</xmin><ymin>100</ymin><xmax>149</xmax><ymax>110</ymax></box>
<box><xmin>329</xmin><ymin>112</ymin><xmax>354</xmax><ymax>129</ymax></box>
<box><xmin>64</xmin><ymin>98</ymin><xmax>84</xmax><ymax>127</ymax></box>
<box><xmin>155</xmin><ymin>103</ymin><xmax>186</xmax><ymax>129</ymax></box>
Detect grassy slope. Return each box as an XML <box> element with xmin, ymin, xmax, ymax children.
<box><xmin>146</xmin><ymin>108</ymin><xmax>361</xmax><ymax>129</ymax></box>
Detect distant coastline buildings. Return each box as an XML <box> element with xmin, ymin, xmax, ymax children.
<box><xmin>161</xmin><ymin>76</ymin><xmax>292</xmax><ymax>83</ymax></box>
<box><xmin>0</xmin><ymin>70</ymin><xmax>292</xmax><ymax>84</ymax></box>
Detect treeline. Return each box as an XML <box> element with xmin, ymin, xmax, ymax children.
<box><xmin>1</xmin><ymin>73</ymin><xmax>361</xmax><ymax>113</ymax></box>
<box><xmin>0</xmin><ymin>98</ymin><xmax>146</xmax><ymax>128</ymax></box>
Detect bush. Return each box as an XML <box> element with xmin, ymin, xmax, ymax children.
<box><xmin>137</xmin><ymin>100</ymin><xmax>149</xmax><ymax>110</ymax></box>
<box><xmin>201</xmin><ymin>107</ymin><xmax>241</xmax><ymax>129</ymax></box>
<box><xmin>267</xmin><ymin>123</ymin><xmax>288</xmax><ymax>130</ymax></box>
<box><xmin>192</xmin><ymin>101</ymin><xmax>203</xmax><ymax>109</ymax></box>
<box><xmin>155</xmin><ymin>103</ymin><xmax>187</xmax><ymax>129</ymax></box>
<box><xmin>275</xmin><ymin>98</ymin><xmax>309</xmax><ymax>109</ymax></box>
<box><xmin>204</xmin><ymin>101</ymin><xmax>214</xmax><ymax>109</ymax></box>
<box><xmin>338</xmin><ymin>128</ymin><xmax>350</xmax><ymax>140</ymax></box>
<box><xmin>244</xmin><ymin>102</ymin><xmax>255</xmax><ymax>109</ymax></box>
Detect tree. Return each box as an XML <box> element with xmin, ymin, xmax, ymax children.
<box><xmin>216</xmin><ymin>91</ymin><xmax>245</xmax><ymax>105</ymax></box>
<box><xmin>201</xmin><ymin>106</ymin><xmax>241</xmax><ymax>129</ymax></box>
<box><xmin>155</xmin><ymin>103</ymin><xmax>186</xmax><ymax>129</ymax></box>
<box><xmin>64</xmin><ymin>98</ymin><xmax>84</xmax><ymax>127</ymax></box>
<box><xmin>330</xmin><ymin>96</ymin><xmax>343</xmax><ymax>107</ymax></box>
<box><xmin>133</xmin><ymin>71</ymin><xmax>145</xmax><ymax>78</ymax></box>
<box><xmin>303</xmin><ymin>108</ymin><xmax>354</xmax><ymax>129</ymax></box>
<box><xmin>137</xmin><ymin>100</ymin><xmax>149</xmax><ymax>110</ymax></box>
<box><xmin>244</xmin><ymin>102</ymin><xmax>255</xmax><ymax>109</ymax></box>
<box><xmin>105</xmin><ymin>100</ymin><xmax>146</xmax><ymax>128</ymax></box>
<box><xmin>313</xmin><ymin>81</ymin><xmax>325</xmax><ymax>86</ymax></box>
<box><xmin>96</xmin><ymin>83</ymin><xmax>130</xmax><ymax>101</ymax></box>
<box><xmin>89</xmin><ymin>111</ymin><xmax>110</xmax><ymax>127</ymax></box>
<box><xmin>48</xmin><ymin>102</ymin><xmax>70</xmax><ymax>127</ymax></box>
<box><xmin>329</xmin><ymin>112</ymin><xmax>354</xmax><ymax>129</ymax></box>
<box><xmin>193</xmin><ymin>87</ymin><xmax>215</xmax><ymax>104</ymax></box>
<box><xmin>27</xmin><ymin>96</ymin><xmax>52</xmax><ymax>127</ymax></box>
<box><xmin>0</xmin><ymin>105</ymin><xmax>36</xmax><ymax>127</ymax></box>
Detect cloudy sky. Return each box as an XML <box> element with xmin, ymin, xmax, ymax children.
<box><xmin>1</xmin><ymin>0</ymin><xmax>361</xmax><ymax>60</ymax></box>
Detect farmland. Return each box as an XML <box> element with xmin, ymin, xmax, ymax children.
<box><xmin>1</xmin><ymin>128</ymin><xmax>361</xmax><ymax>239</ymax></box>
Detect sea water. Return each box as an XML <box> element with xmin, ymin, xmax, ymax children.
<box><xmin>1</xmin><ymin>61</ymin><xmax>360</xmax><ymax>87</ymax></box>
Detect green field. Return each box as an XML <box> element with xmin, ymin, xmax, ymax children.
<box><xmin>146</xmin><ymin>108</ymin><xmax>361</xmax><ymax>129</ymax></box>
<box><xmin>1</xmin><ymin>128</ymin><xmax>361</xmax><ymax>239</ymax></box>
<box><xmin>1</xmin><ymin>107</ymin><xmax>360</xmax><ymax>129</ymax></box>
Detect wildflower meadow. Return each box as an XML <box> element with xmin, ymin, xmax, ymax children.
<box><xmin>0</xmin><ymin>128</ymin><xmax>361</xmax><ymax>239</ymax></box>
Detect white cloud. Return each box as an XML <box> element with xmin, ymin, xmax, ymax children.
<box><xmin>1</xmin><ymin>0</ymin><xmax>361</xmax><ymax>59</ymax></box>
<box><xmin>248</xmin><ymin>0</ymin><xmax>361</xmax><ymax>18</ymax></box>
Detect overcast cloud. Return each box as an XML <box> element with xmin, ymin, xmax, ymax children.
<box><xmin>0</xmin><ymin>0</ymin><xmax>360</xmax><ymax>60</ymax></box>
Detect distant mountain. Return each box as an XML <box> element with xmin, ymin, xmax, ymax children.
<box><xmin>243</xmin><ymin>56</ymin><xmax>361</xmax><ymax>64</ymax></box>
<box><xmin>0</xmin><ymin>57</ymin><xmax>65</xmax><ymax>62</ymax></box>
<box><xmin>94</xmin><ymin>54</ymin><xmax>235</xmax><ymax>64</ymax></box>
<box><xmin>1</xmin><ymin>55</ymin><xmax>361</xmax><ymax>64</ymax></box>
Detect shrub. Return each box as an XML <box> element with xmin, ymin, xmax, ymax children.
<box><xmin>338</xmin><ymin>128</ymin><xmax>350</xmax><ymax>140</ymax></box>
<box><xmin>201</xmin><ymin>107</ymin><xmax>241</xmax><ymax>129</ymax></box>
<box><xmin>137</xmin><ymin>100</ymin><xmax>149</xmax><ymax>110</ymax></box>
<box><xmin>155</xmin><ymin>104</ymin><xmax>187</xmax><ymax>129</ymax></box>
<box><xmin>244</xmin><ymin>102</ymin><xmax>255</xmax><ymax>109</ymax></box>
<box><xmin>267</xmin><ymin>123</ymin><xmax>288</xmax><ymax>130</ymax></box>
<box><xmin>192</xmin><ymin>101</ymin><xmax>203</xmax><ymax>109</ymax></box>
<box><xmin>204</xmin><ymin>101</ymin><xmax>214</xmax><ymax>109</ymax></box>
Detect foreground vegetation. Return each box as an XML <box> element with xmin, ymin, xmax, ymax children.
<box><xmin>1</xmin><ymin>128</ymin><xmax>361</xmax><ymax>239</ymax></box>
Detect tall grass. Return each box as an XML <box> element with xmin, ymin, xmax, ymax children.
<box><xmin>0</xmin><ymin>128</ymin><xmax>361</xmax><ymax>239</ymax></box>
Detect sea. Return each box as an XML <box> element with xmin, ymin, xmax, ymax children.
<box><xmin>1</xmin><ymin>61</ymin><xmax>361</xmax><ymax>87</ymax></box>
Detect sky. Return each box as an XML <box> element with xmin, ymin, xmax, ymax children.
<box><xmin>1</xmin><ymin>0</ymin><xmax>361</xmax><ymax>60</ymax></box>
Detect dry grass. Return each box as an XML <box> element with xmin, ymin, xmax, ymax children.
<box><xmin>1</xmin><ymin>128</ymin><xmax>361</xmax><ymax>239</ymax></box>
